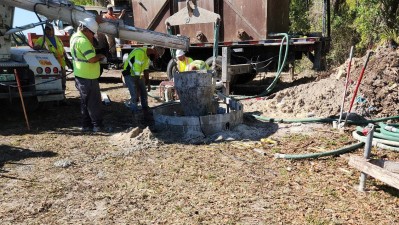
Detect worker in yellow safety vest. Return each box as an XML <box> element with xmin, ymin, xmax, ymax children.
<box><xmin>175</xmin><ymin>49</ymin><xmax>193</xmax><ymax>72</ymax></box>
<box><xmin>186</xmin><ymin>60</ymin><xmax>210</xmax><ymax>71</ymax></box>
<box><xmin>122</xmin><ymin>46</ymin><xmax>165</xmax><ymax>117</ymax></box>
<box><xmin>70</xmin><ymin>18</ymin><xmax>107</xmax><ymax>132</ymax></box>
<box><xmin>34</xmin><ymin>24</ymin><xmax>70</xmax><ymax>92</ymax></box>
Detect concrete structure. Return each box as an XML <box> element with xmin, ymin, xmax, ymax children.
<box><xmin>152</xmin><ymin>94</ymin><xmax>243</xmax><ymax>136</ymax></box>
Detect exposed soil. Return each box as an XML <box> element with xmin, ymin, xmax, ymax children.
<box><xmin>244</xmin><ymin>46</ymin><xmax>399</xmax><ymax>120</ymax></box>
<box><xmin>1</xmin><ymin>47</ymin><xmax>398</xmax><ymax>224</ymax></box>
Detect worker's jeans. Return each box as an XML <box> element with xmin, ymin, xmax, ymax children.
<box><xmin>75</xmin><ymin>77</ymin><xmax>103</xmax><ymax>128</ymax></box>
<box><xmin>124</xmin><ymin>75</ymin><xmax>148</xmax><ymax>112</ymax></box>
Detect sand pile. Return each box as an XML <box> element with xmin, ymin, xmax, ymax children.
<box><xmin>242</xmin><ymin>46</ymin><xmax>399</xmax><ymax>119</ymax></box>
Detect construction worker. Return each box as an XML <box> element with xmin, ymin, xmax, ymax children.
<box><xmin>34</xmin><ymin>24</ymin><xmax>70</xmax><ymax>92</ymax></box>
<box><xmin>187</xmin><ymin>60</ymin><xmax>210</xmax><ymax>71</ymax></box>
<box><xmin>175</xmin><ymin>49</ymin><xmax>193</xmax><ymax>72</ymax></box>
<box><xmin>70</xmin><ymin>17</ymin><xmax>107</xmax><ymax>132</ymax></box>
<box><xmin>103</xmin><ymin>6</ymin><xmax>126</xmax><ymax>58</ymax></box>
<box><xmin>122</xmin><ymin>46</ymin><xmax>165</xmax><ymax>118</ymax></box>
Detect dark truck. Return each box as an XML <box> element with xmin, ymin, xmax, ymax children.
<box><xmin>113</xmin><ymin>0</ymin><xmax>330</xmax><ymax>87</ymax></box>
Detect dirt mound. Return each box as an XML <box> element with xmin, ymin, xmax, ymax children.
<box><xmin>243</xmin><ymin>47</ymin><xmax>399</xmax><ymax>119</ymax></box>
<box><xmin>110</xmin><ymin>127</ymin><xmax>160</xmax><ymax>155</ymax></box>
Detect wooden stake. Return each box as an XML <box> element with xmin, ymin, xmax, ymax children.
<box><xmin>14</xmin><ymin>69</ymin><xmax>30</xmax><ymax>130</ymax></box>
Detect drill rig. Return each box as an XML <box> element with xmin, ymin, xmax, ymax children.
<box><xmin>0</xmin><ymin>0</ymin><xmax>189</xmax><ymax>107</ymax></box>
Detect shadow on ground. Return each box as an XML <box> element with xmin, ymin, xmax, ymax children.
<box><xmin>0</xmin><ymin>144</ymin><xmax>57</xmax><ymax>177</ymax></box>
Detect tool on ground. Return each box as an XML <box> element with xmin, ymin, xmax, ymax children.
<box><xmin>337</xmin><ymin>46</ymin><xmax>354</xmax><ymax>127</ymax></box>
<box><xmin>14</xmin><ymin>69</ymin><xmax>30</xmax><ymax>130</ymax></box>
<box><xmin>343</xmin><ymin>51</ymin><xmax>373</xmax><ymax>126</ymax></box>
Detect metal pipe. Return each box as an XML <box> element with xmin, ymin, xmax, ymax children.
<box><xmin>2</xmin><ymin>0</ymin><xmax>189</xmax><ymax>50</ymax></box>
<box><xmin>5</xmin><ymin>21</ymin><xmax>47</xmax><ymax>35</ymax></box>
<box><xmin>358</xmin><ymin>124</ymin><xmax>374</xmax><ymax>191</ymax></box>
<box><xmin>338</xmin><ymin>46</ymin><xmax>354</xmax><ymax>125</ymax></box>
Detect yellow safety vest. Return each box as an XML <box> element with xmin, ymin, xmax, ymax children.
<box><xmin>178</xmin><ymin>57</ymin><xmax>193</xmax><ymax>72</ymax></box>
<box><xmin>70</xmin><ymin>31</ymin><xmax>100</xmax><ymax>79</ymax></box>
<box><xmin>123</xmin><ymin>47</ymin><xmax>150</xmax><ymax>77</ymax></box>
<box><xmin>187</xmin><ymin>60</ymin><xmax>209</xmax><ymax>71</ymax></box>
<box><xmin>35</xmin><ymin>35</ymin><xmax>66</xmax><ymax>68</ymax></box>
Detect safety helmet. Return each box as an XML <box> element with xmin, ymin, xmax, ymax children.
<box><xmin>175</xmin><ymin>49</ymin><xmax>185</xmax><ymax>58</ymax></box>
<box><xmin>79</xmin><ymin>17</ymin><xmax>99</xmax><ymax>34</ymax></box>
<box><xmin>107</xmin><ymin>5</ymin><xmax>114</xmax><ymax>10</ymax></box>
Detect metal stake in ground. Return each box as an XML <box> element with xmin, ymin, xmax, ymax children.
<box><xmin>338</xmin><ymin>46</ymin><xmax>354</xmax><ymax>126</ymax></box>
<box><xmin>358</xmin><ymin>124</ymin><xmax>374</xmax><ymax>191</ymax></box>
<box><xmin>343</xmin><ymin>51</ymin><xmax>373</xmax><ymax>126</ymax></box>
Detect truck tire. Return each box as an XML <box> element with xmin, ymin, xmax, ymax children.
<box><xmin>166</xmin><ymin>59</ymin><xmax>178</xmax><ymax>80</ymax></box>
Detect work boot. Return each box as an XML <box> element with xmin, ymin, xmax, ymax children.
<box><xmin>142</xmin><ymin>107</ymin><xmax>154</xmax><ymax>126</ymax></box>
<box><xmin>143</xmin><ymin>108</ymin><xmax>153</xmax><ymax>121</ymax></box>
<box><xmin>93</xmin><ymin>126</ymin><xmax>113</xmax><ymax>133</ymax></box>
<box><xmin>132</xmin><ymin>112</ymin><xmax>146</xmax><ymax>129</ymax></box>
<box><xmin>80</xmin><ymin>126</ymin><xmax>92</xmax><ymax>132</ymax></box>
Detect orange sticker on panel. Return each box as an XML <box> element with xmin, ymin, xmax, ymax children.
<box><xmin>36</xmin><ymin>56</ymin><xmax>53</xmax><ymax>66</ymax></box>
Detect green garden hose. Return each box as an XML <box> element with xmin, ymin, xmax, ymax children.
<box><xmin>233</xmin><ymin>33</ymin><xmax>289</xmax><ymax>100</ymax></box>
<box><xmin>274</xmin><ymin>142</ymin><xmax>364</xmax><ymax>159</ymax></box>
<box><xmin>352</xmin><ymin>130</ymin><xmax>399</xmax><ymax>152</ymax></box>
<box><xmin>251</xmin><ymin>114</ymin><xmax>399</xmax><ymax>125</ymax></box>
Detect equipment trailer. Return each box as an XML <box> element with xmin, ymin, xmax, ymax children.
<box><xmin>114</xmin><ymin>0</ymin><xmax>331</xmax><ymax>86</ymax></box>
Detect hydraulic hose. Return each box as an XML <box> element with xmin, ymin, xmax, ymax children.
<box><xmin>274</xmin><ymin>142</ymin><xmax>364</xmax><ymax>159</ymax></box>
<box><xmin>233</xmin><ymin>33</ymin><xmax>289</xmax><ymax>100</ymax></box>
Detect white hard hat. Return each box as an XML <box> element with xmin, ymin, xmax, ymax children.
<box><xmin>79</xmin><ymin>17</ymin><xmax>99</xmax><ymax>34</ymax></box>
<box><xmin>175</xmin><ymin>49</ymin><xmax>185</xmax><ymax>58</ymax></box>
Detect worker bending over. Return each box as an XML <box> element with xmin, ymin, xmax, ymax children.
<box><xmin>122</xmin><ymin>46</ymin><xmax>165</xmax><ymax>119</ymax></box>
<box><xmin>175</xmin><ymin>49</ymin><xmax>193</xmax><ymax>72</ymax></box>
<box><xmin>187</xmin><ymin>60</ymin><xmax>210</xmax><ymax>71</ymax></box>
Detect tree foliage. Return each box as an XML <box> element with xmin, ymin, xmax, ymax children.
<box><xmin>290</xmin><ymin>0</ymin><xmax>399</xmax><ymax>67</ymax></box>
<box><xmin>289</xmin><ymin>0</ymin><xmax>311</xmax><ymax>34</ymax></box>
<box><xmin>69</xmin><ymin>0</ymin><xmax>108</xmax><ymax>6</ymax></box>
<box><xmin>70</xmin><ymin>0</ymin><xmax>93</xmax><ymax>6</ymax></box>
